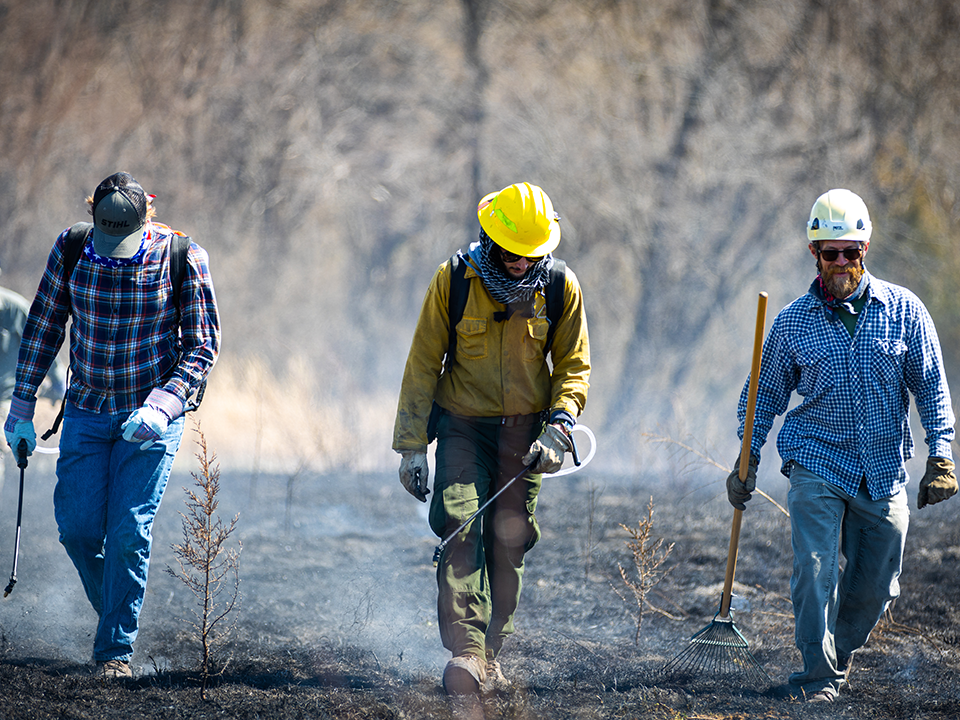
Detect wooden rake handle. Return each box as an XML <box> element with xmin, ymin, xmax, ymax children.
<box><xmin>720</xmin><ymin>291</ymin><xmax>768</xmax><ymax>618</ymax></box>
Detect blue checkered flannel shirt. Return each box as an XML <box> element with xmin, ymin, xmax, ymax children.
<box><xmin>738</xmin><ymin>272</ymin><xmax>955</xmax><ymax>499</ymax></box>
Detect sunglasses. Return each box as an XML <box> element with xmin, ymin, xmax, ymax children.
<box><xmin>499</xmin><ymin>247</ymin><xmax>544</xmax><ymax>264</ymax></box>
<box><xmin>818</xmin><ymin>247</ymin><xmax>863</xmax><ymax>262</ymax></box>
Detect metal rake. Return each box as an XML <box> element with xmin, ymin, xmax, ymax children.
<box><xmin>661</xmin><ymin>292</ymin><xmax>772</xmax><ymax>689</ymax></box>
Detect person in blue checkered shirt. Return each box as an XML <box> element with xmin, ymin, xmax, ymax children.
<box><xmin>726</xmin><ymin>189</ymin><xmax>957</xmax><ymax>704</ymax></box>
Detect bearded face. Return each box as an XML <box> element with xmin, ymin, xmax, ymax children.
<box><xmin>821</xmin><ymin>260</ymin><xmax>864</xmax><ymax>299</ymax></box>
<box><xmin>812</xmin><ymin>241</ymin><xmax>868</xmax><ymax>299</ymax></box>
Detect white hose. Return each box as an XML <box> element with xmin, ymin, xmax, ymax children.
<box><xmin>548</xmin><ymin>424</ymin><xmax>596</xmax><ymax>477</ymax></box>
<box><xmin>33</xmin><ymin>445</ymin><xmax>59</xmax><ymax>455</ymax></box>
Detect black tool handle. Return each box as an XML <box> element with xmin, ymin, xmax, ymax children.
<box><xmin>4</xmin><ymin>440</ymin><xmax>28</xmax><ymax>597</ymax></box>
<box><xmin>568</xmin><ymin>429</ymin><xmax>581</xmax><ymax>467</ymax></box>
<box><xmin>16</xmin><ymin>439</ymin><xmax>27</xmax><ymax>469</ymax></box>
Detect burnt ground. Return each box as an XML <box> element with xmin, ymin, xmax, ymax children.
<box><xmin>0</xmin><ymin>448</ymin><xmax>958</xmax><ymax>720</ymax></box>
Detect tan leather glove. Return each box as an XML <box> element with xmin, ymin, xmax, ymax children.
<box><xmin>726</xmin><ymin>454</ymin><xmax>758</xmax><ymax>511</ymax></box>
<box><xmin>399</xmin><ymin>451</ymin><xmax>429</xmax><ymax>502</ymax></box>
<box><xmin>522</xmin><ymin>424</ymin><xmax>572</xmax><ymax>475</ymax></box>
<box><xmin>917</xmin><ymin>456</ymin><xmax>957</xmax><ymax>509</ymax></box>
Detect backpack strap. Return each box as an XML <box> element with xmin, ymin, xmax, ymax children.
<box><xmin>61</xmin><ymin>222</ymin><xmax>94</xmax><ymax>314</ymax></box>
<box><xmin>444</xmin><ymin>252</ymin><xmax>470</xmax><ymax>373</ymax></box>
<box><xmin>444</xmin><ymin>253</ymin><xmax>568</xmax><ymax>371</ymax></box>
<box><xmin>168</xmin><ymin>234</ymin><xmax>207</xmax><ymax>413</ymax></box>
<box><xmin>544</xmin><ymin>259</ymin><xmax>567</xmax><ymax>353</ymax></box>
<box><xmin>41</xmin><ymin>222</ymin><xmax>92</xmax><ymax>439</ymax></box>
<box><xmin>169</xmin><ymin>233</ymin><xmax>191</xmax><ymax>322</ymax></box>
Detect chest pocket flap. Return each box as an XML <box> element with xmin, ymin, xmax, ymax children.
<box><xmin>523</xmin><ymin>318</ymin><xmax>549</xmax><ymax>362</ymax></box>
<box><xmin>456</xmin><ymin>317</ymin><xmax>487</xmax><ymax>360</ymax></box>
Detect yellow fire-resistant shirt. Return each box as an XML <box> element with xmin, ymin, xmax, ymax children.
<box><xmin>393</xmin><ymin>257</ymin><xmax>590</xmax><ymax>452</ymax></box>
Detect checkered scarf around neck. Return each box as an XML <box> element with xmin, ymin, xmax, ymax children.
<box><xmin>466</xmin><ymin>229</ymin><xmax>554</xmax><ymax>305</ymax></box>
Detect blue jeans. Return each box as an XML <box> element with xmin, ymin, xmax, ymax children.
<box><xmin>787</xmin><ymin>462</ymin><xmax>909</xmax><ymax>696</ymax></box>
<box><xmin>53</xmin><ymin>403</ymin><xmax>184</xmax><ymax>663</ymax></box>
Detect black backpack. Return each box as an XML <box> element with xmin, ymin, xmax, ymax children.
<box><xmin>42</xmin><ymin>222</ymin><xmax>203</xmax><ymax>439</ymax></box>
<box><xmin>426</xmin><ymin>252</ymin><xmax>567</xmax><ymax>442</ymax></box>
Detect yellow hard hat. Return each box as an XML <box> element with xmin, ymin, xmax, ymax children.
<box><xmin>477</xmin><ymin>182</ymin><xmax>561</xmax><ymax>257</ymax></box>
<box><xmin>807</xmin><ymin>189</ymin><xmax>872</xmax><ymax>242</ymax></box>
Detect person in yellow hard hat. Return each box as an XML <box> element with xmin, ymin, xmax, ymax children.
<box><xmin>393</xmin><ymin>182</ymin><xmax>590</xmax><ymax>696</ymax></box>
<box><xmin>726</xmin><ymin>189</ymin><xmax>956</xmax><ymax>703</ymax></box>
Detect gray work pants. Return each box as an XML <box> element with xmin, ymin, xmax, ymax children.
<box><xmin>787</xmin><ymin>462</ymin><xmax>909</xmax><ymax>696</ymax></box>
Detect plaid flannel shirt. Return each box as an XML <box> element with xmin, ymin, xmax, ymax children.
<box><xmin>738</xmin><ymin>272</ymin><xmax>954</xmax><ymax>500</ymax></box>
<box><xmin>14</xmin><ymin>222</ymin><xmax>220</xmax><ymax>415</ymax></box>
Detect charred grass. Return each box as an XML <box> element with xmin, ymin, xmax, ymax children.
<box><xmin>1</xmin><ymin>462</ymin><xmax>959</xmax><ymax>719</ymax></box>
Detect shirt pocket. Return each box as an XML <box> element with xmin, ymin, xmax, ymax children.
<box><xmin>132</xmin><ymin>269</ymin><xmax>175</xmax><ymax>334</ymax></box>
<box><xmin>795</xmin><ymin>346</ymin><xmax>830</xmax><ymax>397</ymax></box>
<box><xmin>872</xmin><ymin>338</ymin><xmax>908</xmax><ymax>386</ymax></box>
<box><xmin>523</xmin><ymin>318</ymin><xmax>549</xmax><ymax>362</ymax></box>
<box><xmin>455</xmin><ymin>317</ymin><xmax>487</xmax><ymax>360</ymax></box>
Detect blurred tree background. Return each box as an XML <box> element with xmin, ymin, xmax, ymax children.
<box><xmin>1</xmin><ymin>0</ymin><xmax>958</xmax><ymax>472</ymax></box>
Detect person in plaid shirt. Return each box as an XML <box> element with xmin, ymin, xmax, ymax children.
<box><xmin>726</xmin><ymin>189</ymin><xmax>957</xmax><ymax>703</ymax></box>
<box><xmin>4</xmin><ymin>172</ymin><xmax>220</xmax><ymax>679</ymax></box>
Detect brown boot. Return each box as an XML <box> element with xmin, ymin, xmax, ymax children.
<box><xmin>97</xmin><ymin>659</ymin><xmax>133</xmax><ymax>679</ymax></box>
<box><xmin>483</xmin><ymin>657</ymin><xmax>511</xmax><ymax>695</ymax></box>
<box><xmin>442</xmin><ymin>654</ymin><xmax>486</xmax><ymax>696</ymax></box>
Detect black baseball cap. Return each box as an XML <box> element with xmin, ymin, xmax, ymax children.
<box><xmin>91</xmin><ymin>172</ymin><xmax>147</xmax><ymax>254</ymax></box>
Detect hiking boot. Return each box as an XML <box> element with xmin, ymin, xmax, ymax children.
<box><xmin>483</xmin><ymin>658</ymin><xmax>511</xmax><ymax>695</ymax></box>
<box><xmin>807</xmin><ymin>689</ymin><xmax>835</xmax><ymax>703</ymax></box>
<box><xmin>97</xmin><ymin>659</ymin><xmax>132</xmax><ymax>679</ymax></box>
<box><xmin>837</xmin><ymin>652</ymin><xmax>854</xmax><ymax>685</ymax></box>
<box><xmin>442</xmin><ymin>654</ymin><xmax>486</xmax><ymax>696</ymax></box>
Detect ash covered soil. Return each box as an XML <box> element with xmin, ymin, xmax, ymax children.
<box><xmin>1</xmin><ymin>449</ymin><xmax>959</xmax><ymax>720</ymax></box>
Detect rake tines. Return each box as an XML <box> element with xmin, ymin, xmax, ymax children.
<box><xmin>661</xmin><ymin>612</ymin><xmax>771</xmax><ymax>688</ymax></box>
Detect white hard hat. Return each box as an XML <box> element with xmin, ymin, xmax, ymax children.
<box><xmin>806</xmin><ymin>189</ymin><xmax>872</xmax><ymax>242</ymax></box>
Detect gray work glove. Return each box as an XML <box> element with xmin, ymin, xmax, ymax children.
<box><xmin>917</xmin><ymin>456</ymin><xmax>958</xmax><ymax>509</ymax></box>
<box><xmin>522</xmin><ymin>424</ymin><xmax>572</xmax><ymax>475</ymax></box>
<box><xmin>726</xmin><ymin>454</ymin><xmax>759</xmax><ymax>511</ymax></box>
<box><xmin>399</xmin><ymin>451</ymin><xmax>429</xmax><ymax>502</ymax></box>
<box><xmin>121</xmin><ymin>388</ymin><xmax>183</xmax><ymax>451</ymax></box>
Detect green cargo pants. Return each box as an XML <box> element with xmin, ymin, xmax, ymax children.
<box><xmin>429</xmin><ymin>411</ymin><xmax>543</xmax><ymax>660</ymax></box>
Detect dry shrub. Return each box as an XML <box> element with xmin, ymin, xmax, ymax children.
<box><xmin>614</xmin><ymin>497</ymin><xmax>675</xmax><ymax>644</ymax></box>
<box><xmin>166</xmin><ymin>421</ymin><xmax>241</xmax><ymax>699</ymax></box>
